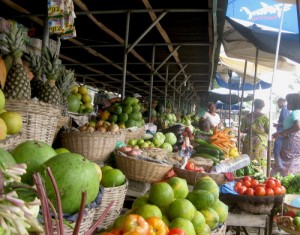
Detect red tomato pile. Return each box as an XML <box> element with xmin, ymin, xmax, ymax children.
<box><xmin>185</xmin><ymin>162</ymin><xmax>205</xmax><ymax>173</ymax></box>
<box><xmin>234</xmin><ymin>176</ymin><xmax>286</xmax><ymax>196</ymax></box>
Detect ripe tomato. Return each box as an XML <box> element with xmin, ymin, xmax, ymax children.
<box><xmin>146</xmin><ymin>217</ymin><xmax>169</xmax><ymax>235</ymax></box>
<box><xmin>251</xmin><ymin>179</ymin><xmax>259</xmax><ymax>189</ymax></box>
<box><xmin>168</xmin><ymin>228</ymin><xmax>186</xmax><ymax>235</ymax></box>
<box><xmin>254</xmin><ymin>186</ymin><xmax>266</xmax><ymax>196</ymax></box>
<box><xmin>237</xmin><ymin>186</ymin><xmax>247</xmax><ymax>195</ymax></box>
<box><xmin>244</xmin><ymin>176</ymin><xmax>252</xmax><ymax>182</ymax></box>
<box><xmin>243</xmin><ymin>180</ymin><xmax>252</xmax><ymax>188</ymax></box>
<box><xmin>273</xmin><ymin>186</ymin><xmax>283</xmax><ymax>195</ymax></box>
<box><xmin>245</xmin><ymin>188</ymin><xmax>254</xmax><ymax>196</ymax></box>
<box><xmin>281</xmin><ymin>186</ymin><xmax>286</xmax><ymax>194</ymax></box>
<box><xmin>257</xmin><ymin>183</ymin><xmax>266</xmax><ymax>188</ymax></box>
<box><xmin>265</xmin><ymin>180</ymin><xmax>276</xmax><ymax>189</ymax></box>
<box><xmin>268</xmin><ymin>177</ymin><xmax>276</xmax><ymax>181</ymax></box>
<box><xmin>122</xmin><ymin>214</ymin><xmax>150</xmax><ymax>235</ymax></box>
<box><xmin>274</xmin><ymin>179</ymin><xmax>282</xmax><ymax>187</ymax></box>
<box><xmin>265</xmin><ymin>188</ymin><xmax>274</xmax><ymax>196</ymax></box>
<box><xmin>185</xmin><ymin>162</ymin><xmax>195</xmax><ymax>171</ymax></box>
<box><xmin>234</xmin><ymin>182</ymin><xmax>243</xmax><ymax>192</ymax></box>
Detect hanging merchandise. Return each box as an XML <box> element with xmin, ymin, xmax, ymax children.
<box><xmin>48</xmin><ymin>0</ymin><xmax>77</xmax><ymax>39</ymax></box>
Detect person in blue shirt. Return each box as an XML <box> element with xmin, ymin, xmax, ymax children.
<box><xmin>271</xmin><ymin>98</ymin><xmax>290</xmax><ymax>176</ymax></box>
<box><xmin>272</xmin><ymin>93</ymin><xmax>300</xmax><ymax>176</ymax></box>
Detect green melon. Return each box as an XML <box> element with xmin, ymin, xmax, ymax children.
<box><xmin>118</xmin><ymin>113</ymin><xmax>128</xmax><ymax>123</ymax></box>
<box><xmin>41</xmin><ymin>152</ymin><xmax>99</xmax><ymax>214</ymax></box>
<box><xmin>0</xmin><ymin>147</ymin><xmax>16</xmax><ymax>167</ymax></box>
<box><xmin>11</xmin><ymin>141</ymin><xmax>57</xmax><ymax>185</ymax></box>
<box><xmin>132</xmin><ymin>104</ymin><xmax>141</xmax><ymax>113</ymax></box>
<box><xmin>67</xmin><ymin>94</ymin><xmax>81</xmax><ymax>113</ymax></box>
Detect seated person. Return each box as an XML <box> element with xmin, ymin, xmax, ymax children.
<box><xmin>195</xmin><ymin>118</ymin><xmax>213</xmax><ymax>140</ymax></box>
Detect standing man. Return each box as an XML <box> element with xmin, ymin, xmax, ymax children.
<box><xmin>271</xmin><ymin>98</ymin><xmax>290</xmax><ymax>176</ymax></box>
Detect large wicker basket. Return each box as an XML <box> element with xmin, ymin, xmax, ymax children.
<box><xmin>93</xmin><ymin>180</ymin><xmax>128</xmax><ymax>229</ymax></box>
<box><xmin>235</xmin><ymin>194</ymin><xmax>284</xmax><ymax>214</ymax></box>
<box><xmin>124</xmin><ymin>126</ymin><xmax>145</xmax><ymax>143</ymax></box>
<box><xmin>5</xmin><ymin>99</ymin><xmax>62</xmax><ymax>146</ymax></box>
<box><xmin>52</xmin><ymin>207</ymin><xmax>95</xmax><ymax>235</ymax></box>
<box><xmin>60</xmin><ymin>131</ymin><xmax>125</xmax><ymax>162</ymax></box>
<box><xmin>115</xmin><ymin>153</ymin><xmax>173</xmax><ymax>183</ymax></box>
<box><xmin>274</xmin><ymin>216</ymin><xmax>300</xmax><ymax>235</ymax></box>
<box><xmin>0</xmin><ymin>133</ymin><xmax>22</xmax><ymax>151</ymax></box>
<box><xmin>173</xmin><ymin>167</ymin><xmax>226</xmax><ymax>186</ymax></box>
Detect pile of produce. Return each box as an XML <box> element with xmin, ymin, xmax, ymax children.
<box><xmin>105</xmin><ymin>176</ymin><xmax>228</xmax><ymax>235</ymax></box>
<box><xmin>68</xmin><ymin>84</ymin><xmax>94</xmax><ymax>114</ymax></box>
<box><xmin>159</xmin><ymin>113</ymin><xmax>177</xmax><ymax>129</ymax></box>
<box><xmin>275</xmin><ymin>216</ymin><xmax>300</xmax><ymax>233</ymax></box>
<box><xmin>77</xmin><ymin>120</ymin><xmax>122</xmax><ymax>133</ymax></box>
<box><xmin>234</xmin><ymin>176</ymin><xmax>286</xmax><ymax>196</ymax></box>
<box><xmin>277</xmin><ymin>173</ymin><xmax>300</xmax><ymax>194</ymax></box>
<box><xmin>100</xmin><ymin>165</ymin><xmax>126</xmax><ymax>188</ymax></box>
<box><xmin>0</xmin><ymin>147</ymin><xmax>43</xmax><ymax>234</ymax></box>
<box><xmin>101</xmin><ymin>96</ymin><xmax>144</xmax><ymax>129</ymax></box>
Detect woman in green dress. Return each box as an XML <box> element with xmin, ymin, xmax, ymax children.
<box><xmin>240</xmin><ymin>99</ymin><xmax>270</xmax><ymax>172</ymax></box>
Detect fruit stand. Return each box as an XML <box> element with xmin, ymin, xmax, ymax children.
<box><xmin>1</xmin><ymin>1</ymin><xmax>300</xmax><ymax>235</ymax></box>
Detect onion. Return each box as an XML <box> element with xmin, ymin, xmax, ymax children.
<box><xmin>128</xmin><ymin>149</ymin><xmax>139</xmax><ymax>157</ymax></box>
<box><xmin>118</xmin><ymin>146</ymin><xmax>132</xmax><ymax>153</ymax></box>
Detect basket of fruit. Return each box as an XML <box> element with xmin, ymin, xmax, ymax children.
<box><xmin>173</xmin><ymin>166</ymin><xmax>226</xmax><ymax>186</ymax></box>
<box><xmin>60</xmin><ymin>125</ymin><xmax>125</xmax><ymax>162</ymax></box>
<box><xmin>124</xmin><ymin>126</ymin><xmax>145</xmax><ymax>143</ymax></box>
<box><xmin>114</xmin><ymin>148</ymin><xmax>173</xmax><ymax>183</ymax></box>
<box><xmin>93</xmin><ymin>179</ymin><xmax>128</xmax><ymax>229</ymax></box>
<box><xmin>274</xmin><ymin>215</ymin><xmax>300</xmax><ymax>235</ymax></box>
<box><xmin>5</xmin><ymin>99</ymin><xmax>62</xmax><ymax>145</ymax></box>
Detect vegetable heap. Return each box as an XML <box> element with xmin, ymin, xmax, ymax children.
<box><xmin>278</xmin><ymin>174</ymin><xmax>300</xmax><ymax>194</ymax></box>
<box><xmin>0</xmin><ymin>163</ymin><xmax>43</xmax><ymax>234</ymax></box>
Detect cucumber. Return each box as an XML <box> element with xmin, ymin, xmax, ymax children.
<box><xmin>194</xmin><ymin>138</ymin><xmax>224</xmax><ymax>155</ymax></box>
<box><xmin>195</xmin><ymin>153</ymin><xmax>220</xmax><ymax>165</ymax></box>
<box><xmin>194</xmin><ymin>146</ymin><xmax>220</xmax><ymax>157</ymax></box>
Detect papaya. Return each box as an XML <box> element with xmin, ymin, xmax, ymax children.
<box><xmin>193</xmin><ymin>176</ymin><xmax>219</xmax><ymax>201</ymax></box>
<box><xmin>200</xmin><ymin>207</ymin><xmax>219</xmax><ymax>230</ymax></box>
<box><xmin>0</xmin><ymin>57</ymin><xmax>6</xmax><ymax>89</ymax></box>
<box><xmin>186</xmin><ymin>190</ymin><xmax>215</xmax><ymax>210</ymax></box>
<box><xmin>211</xmin><ymin>199</ymin><xmax>228</xmax><ymax>223</ymax></box>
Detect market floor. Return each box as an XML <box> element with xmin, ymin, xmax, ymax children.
<box><xmin>225</xmin><ymin>224</ymin><xmax>289</xmax><ymax>235</ymax></box>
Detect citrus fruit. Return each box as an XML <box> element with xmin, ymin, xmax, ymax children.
<box><xmin>186</xmin><ymin>190</ymin><xmax>215</xmax><ymax>210</ymax></box>
<box><xmin>0</xmin><ymin>89</ymin><xmax>5</xmax><ymax>111</ymax></box>
<box><xmin>191</xmin><ymin>210</ymin><xmax>206</xmax><ymax>233</ymax></box>
<box><xmin>78</xmin><ymin>85</ymin><xmax>88</xmax><ymax>95</ymax></box>
<box><xmin>167</xmin><ymin>199</ymin><xmax>195</xmax><ymax>221</ymax></box>
<box><xmin>211</xmin><ymin>199</ymin><xmax>228</xmax><ymax>223</ymax></box>
<box><xmin>101</xmin><ymin>169</ymin><xmax>125</xmax><ymax>187</ymax></box>
<box><xmin>148</xmin><ymin>182</ymin><xmax>174</xmax><ymax>208</ymax></box>
<box><xmin>167</xmin><ymin>178</ymin><xmax>187</xmax><ymax>198</ymax></box>
<box><xmin>0</xmin><ymin>118</ymin><xmax>7</xmax><ymax>140</ymax></box>
<box><xmin>136</xmin><ymin>204</ymin><xmax>163</xmax><ymax>219</ymax></box>
<box><xmin>169</xmin><ymin>218</ymin><xmax>196</xmax><ymax>235</ymax></box>
<box><xmin>11</xmin><ymin>140</ymin><xmax>57</xmax><ymax>185</ymax></box>
<box><xmin>0</xmin><ymin>111</ymin><xmax>22</xmax><ymax>135</ymax></box>
<box><xmin>132</xmin><ymin>195</ymin><xmax>149</xmax><ymax>209</ymax></box>
<box><xmin>71</xmin><ymin>84</ymin><xmax>78</xmax><ymax>94</ymax></box>
<box><xmin>67</xmin><ymin>94</ymin><xmax>81</xmax><ymax>113</ymax></box>
<box><xmin>82</xmin><ymin>94</ymin><xmax>92</xmax><ymax>103</ymax></box>
<box><xmin>55</xmin><ymin>148</ymin><xmax>70</xmax><ymax>154</ymax></box>
<box><xmin>200</xmin><ymin>207</ymin><xmax>219</xmax><ymax>230</ymax></box>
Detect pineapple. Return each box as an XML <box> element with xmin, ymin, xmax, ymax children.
<box><xmin>56</xmin><ymin>67</ymin><xmax>75</xmax><ymax>115</ymax></box>
<box><xmin>39</xmin><ymin>48</ymin><xmax>62</xmax><ymax>106</ymax></box>
<box><xmin>0</xmin><ymin>22</ymin><xmax>31</xmax><ymax>99</ymax></box>
<box><xmin>24</xmin><ymin>50</ymin><xmax>44</xmax><ymax>98</ymax></box>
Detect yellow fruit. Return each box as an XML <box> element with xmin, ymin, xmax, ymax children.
<box><xmin>229</xmin><ymin>147</ymin><xmax>239</xmax><ymax>158</ymax></box>
<box><xmin>100</xmin><ymin>111</ymin><xmax>110</xmax><ymax>121</ymax></box>
<box><xmin>0</xmin><ymin>118</ymin><xmax>7</xmax><ymax>140</ymax></box>
<box><xmin>0</xmin><ymin>112</ymin><xmax>22</xmax><ymax>135</ymax></box>
<box><xmin>82</xmin><ymin>94</ymin><xmax>92</xmax><ymax>103</ymax></box>
<box><xmin>71</xmin><ymin>85</ymin><xmax>79</xmax><ymax>94</ymax></box>
<box><xmin>0</xmin><ymin>58</ymin><xmax>7</xmax><ymax>89</ymax></box>
<box><xmin>78</xmin><ymin>85</ymin><xmax>88</xmax><ymax>95</ymax></box>
<box><xmin>0</xmin><ymin>89</ymin><xmax>5</xmax><ymax>111</ymax></box>
<box><xmin>93</xmin><ymin>162</ymin><xmax>102</xmax><ymax>183</ymax></box>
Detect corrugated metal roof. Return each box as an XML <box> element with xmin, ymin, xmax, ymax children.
<box><xmin>0</xmin><ymin>0</ymin><xmax>228</xmax><ymax>105</ymax></box>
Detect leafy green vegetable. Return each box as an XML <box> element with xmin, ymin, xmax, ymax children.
<box><xmin>280</xmin><ymin>174</ymin><xmax>300</xmax><ymax>194</ymax></box>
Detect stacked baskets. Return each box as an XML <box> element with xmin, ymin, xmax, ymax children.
<box><xmin>173</xmin><ymin>167</ymin><xmax>226</xmax><ymax>186</ymax></box>
<box><xmin>60</xmin><ymin>130</ymin><xmax>125</xmax><ymax>162</ymax></box>
<box><xmin>115</xmin><ymin>152</ymin><xmax>172</xmax><ymax>183</ymax></box>
<box><xmin>5</xmin><ymin>99</ymin><xmax>62</xmax><ymax>146</ymax></box>
<box><xmin>93</xmin><ymin>180</ymin><xmax>128</xmax><ymax>230</ymax></box>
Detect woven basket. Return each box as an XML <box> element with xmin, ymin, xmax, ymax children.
<box><xmin>5</xmin><ymin>99</ymin><xmax>61</xmax><ymax>146</ymax></box>
<box><xmin>54</xmin><ymin>115</ymin><xmax>71</xmax><ymax>140</ymax></box>
<box><xmin>0</xmin><ymin>133</ymin><xmax>22</xmax><ymax>151</ymax></box>
<box><xmin>235</xmin><ymin>194</ymin><xmax>281</xmax><ymax>214</ymax></box>
<box><xmin>60</xmin><ymin>131</ymin><xmax>125</xmax><ymax>162</ymax></box>
<box><xmin>274</xmin><ymin>216</ymin><xmax>300</xmax><ymax>235</ymax></box>
<box><xmin>124</xmin><ymin>126</ymin><xmax>145</xmax><ymax>143</ymax></box>
<box><xmin>173</xmin><ymin>167</ymin><xmax>226</xmax><ymax>186</ymax></box>
<box><xmin>115</xmin><ymin>153</ymin><xmax>173</xmax><ymax>183</ymax></box>
<box><xmin>52</xmin><ymin>208</ymin><xmax>95</xmax><ymax>235</ymax></box>
<box><xmin>93</xmin><ymin>180</ymin><xmax>128</xmax><ymax>229</ymax></box>
<box><xmin>141</xmin><ymin>148</ymin><xmax>168</xmax><ymax>160</ymax></box>
<box><xmin>211</xmin><ymin>223</ymin><xmax>227</xmax><ymax>235</ymax></box>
